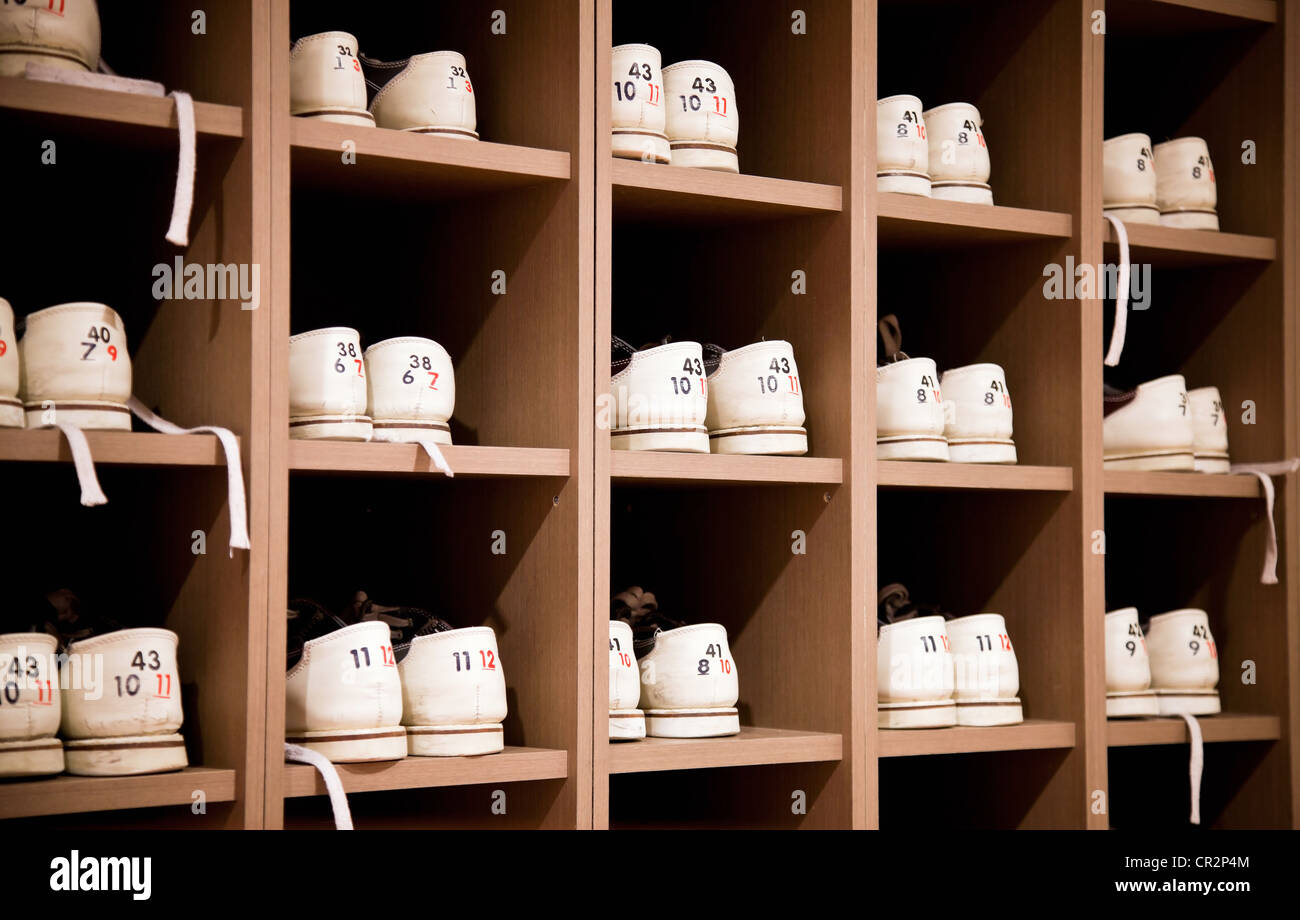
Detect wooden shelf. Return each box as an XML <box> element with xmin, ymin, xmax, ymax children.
<box><xmin>1103</xmin><ymin>220</ymin><xmax>1275</xmax><ymax>266</ymax></box>
<box><xmin>607</xmin><ymin>727</ymin><xmax>842</xmax><ymax>774</ymax></box>
<box><xmin>291</xmin><ymin>119</ymin><xmax>570</xmax><ymax>199</ymax></box>
<box><xmin>610</xmin><ymin>451</ymin><xmax>842</xmax><ymax>486</ymax></box>
<box><xmin>1108</xmin><ymin>713</ymin><xmax>1281</xmax><ymax>747</ymax></box>
<box><xmin>282</xmin><ymin>746</ymin><xmax>568</xmax><ymax>797</ymax></box>
<box><xmin>0</xmin><ymin>431</ymin><xmax>233</xmax><ymax>467</ymax></box>
<box><xmin>0</xmin><ymin>767</ymin><xmax>236</xmax><ymax>820</ymax></box>
<box><xmin>0</xmin><ymin>75</ymin><xmax>242</xmax><ymax>141</ymax></box>
<box><xmin>1108</xmin><ymin>0</ymin><xmax>1277</xmax><ymax>33</ymax></box>
<box><xmin>877</xmin><ymin>194</ymin><xmax>1072</xmax><ymax>247</ymax></box>
<box><xmin>1104</xmin><ymin>470</ymin><xmax>1261</xmax><ymax>497</ymax></box>
<box><xmin>288</xmin><ymin>442</ymin><xmax>570</xmax><ymax>478</ymax></box>
<box><xmin>878</xmin><ymin>719</ymin><xmax>1077</xmax><ymax>757</ymax></box>
<box><xmin>610</xmin><ymin>158</ymin><xmax>841</xmax><ymax>222</ymax></box>
<box><xmin>878</xmin><ymin>462</ymin><xmax>1074</xmax><ymax>492</ymax></box>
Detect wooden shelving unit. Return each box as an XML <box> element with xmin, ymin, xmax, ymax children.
<box><xmin>1</xmin><ymin>0</ymin><xmax>1293</xmax><ymax>831</ymax></box>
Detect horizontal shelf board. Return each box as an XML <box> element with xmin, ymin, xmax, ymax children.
<box><xmin>289</xmin><ymin>442</ymin><xmax>570</xmax><ymax>478</ymax></box>
<box><xmin>0</xmin><ymin>767</ymin><xmax>235</xmax><ymax>819</ymax></box>
<box><xmin>291</xmin><ymin>119</ymin><xmax>570</xmax><ymax>198</ymax></box>
<box><xmin>877</xmin><ymin>462</ymin><xmax>1074</xmax><ymax>491</ymax></box>
<box><xmin>610</xmin><ymin>451</ymin><xmax>842</xmax><ymax>485</ymax></box>
<box><xmin>607</xmin><ymin>726</ymin><xmax>842</xmax><ymax>774</ymax></box>
<box><xmin>877</xmin><ymin>194</ymin><xmax>1072</xmax><ymax>246</ymax></box>
<box><xmin>1109</xmin><ymin>0</ymin><xmax>1277</xmax><ymax>33</ymax></box>
<box><xmin>0</xmin><ymin>75</ymin><xmax>242</xmax><ymax>139</ymax></box>
<box><xmin>282</xmin><ymin>746</ymin><xmax>567</xmax><ymax>797</ymax></box>
<box><xmin>1103</xmin><ymin>221</ymin><xmax>1275</xmax><ymax>266</ymax></box>
<box><xmin>1104</xmin><ymin>470</ymin><xmax>1261</xmax><ymax>497</ymax></box>
<box><xmin>0</xmin><ymin>430</ymin><xmax>232</xmax><ymax>467</ymax></box>
<box><xmin>1107</xmin><ymin>713</ymin><xmax>1281</xmax><ymax>747</ymax></box>
<box><xmin>611</xmin><ymin>158</ymin><xmax>841</xmax><ymax>222</ymax></box>
<box><xmin>878</xmin><ymin>719</ymin><xmax>1076</xmax><ymax>757</ymax></box>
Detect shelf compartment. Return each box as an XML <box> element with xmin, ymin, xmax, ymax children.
<box><xmin>282</xmin><ymin>746</ymin><xmax>568</xmax><ymax>797</ymax></box>
<box><xmin>288</xmin><ymin>442</ymin><xmax>570</xmax><ymax>479</ymax></box>
<box><xmin>291</xmin><ymin>119</ymin><xmax>570</xmax><ymax>199</ymax></box>
<box><xmin>611</xmin><ymin>159</ymin><xmax>841</xmax><ymax>223</ymax></box>
<box><xmin>1104</xmin><ymin>470</ymin><xmax>1261</xmax><ymax>497</ymax></box>
<box><xmin>0</xmin><ymin>75</ymin><xmax>242</xmax><ymax>140</ymax></box>
<box><xmin>607</xmin><ymin>727</ymin><xmax>842</xmax><ymax>774</ymax></box>
<box><xmin>1103</xmin><ymin>221</ymin><xmax>1275</xmax><ymax>266</ymax></box>
<box><xmin>610</xmin><ymin>451</ymin><xmax>841</xmax><ymax>486</ymax></box>
<box><xmin>1107</xmin><ymin>713</ymin><xmax>1281</xmax><ymax>747</ymax></box>
<box><xmin>0</xmin><ymin>767</ymin><xmax>236</xmax><ymax>820</ymax></box>
<box><xmin>878</xmin><ymin>462</ymin><xmax>1074</xmax><ymax>492</ymax></box>
<box><xmin>877</xmin><ymin>194</ymin><xmax>1072</xmax><ymax>247</ymax></box>
<box><xmin>878</xmin><ymin>719</ymin><xmax>1077</xmax><ymax>757</ymax></box>
<box><xmin>0</xmin><ymin>431</ymin><xmax>233</xmax><ymax>467</ymax></box>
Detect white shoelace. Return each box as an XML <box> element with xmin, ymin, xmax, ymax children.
<box><xmin>410</xmin><ymin>435</ymin><xmax>454</xmax><ymax>477</ymax></box>
<box><xmin>165</xmin><ymin>91</ymin><xmax>196</xmax><ymax>247</ymax></box>
<box><xmin>1174</xmin><ymin>712</ymin><xmax>1204</xmax><ymax>825</ymax></box>
<box><xmin>372</xmin><ymin>432</ymin><xmax>454</xmax><ymax>477</ymax></box>
<box><xmin>1229</xmin><ymin>459</ymin><xmax>1300</xmax><ymax>584</ymax></box>
<box><xmin>1103</xmin><ymin>213</ymin><xmax>1130</xmax><ymax>367</ymax></box>
<box><xmin>128</xmin><ymin>397</ymin><xmax>250</xmax><ymax>555</ymax></box>
<box><xmin>48</xmin><ymin>423</ymin><xmax>108</xmax><ymax>507</ymax></box>
<box><xmin>284</xmin><ymin>743</ymin><xmax>353</xmax><ymax>830</ymax></box>
<box><xmin>23</xmin><ymin>63</ymin><xmax>195</xmax><ymax>248</ymax></box>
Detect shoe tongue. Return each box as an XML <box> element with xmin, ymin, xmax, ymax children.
<box><xmin>348</xmin><ymin>591</ymin><xmax>453</xmax><ymax>650</ymax></box>
<box><xmin>612</xmin><ymin>587</ymin><xmax>685</xmax><ymax>658</ymax></box>
<box><xmin>876</xmin><ymin>583</ymin><xmax>950</xmax><ymax>626</ymax></box>
<box><xmin>358</xmin><ymin>53</ymin><xmax>409</xmax><ymax>102</ymax></box>
<box><xmin>45</xmin><ymin>589</ymin><xmax>124</xmax><ymax>648</ymax></box>
<box><xmin>877</xmin><ymin>583</ymin><xmax>911</xmax><ymax>622</ymax></box>
<box><xmin>286</xmin><ymin>598</ymin><xmax>348</xmax><ymax>668</ymax></box>
<box><xmin>702</xmin><ymin>344</ymin><xmax>725</xmax><ymax>375</ymax></box>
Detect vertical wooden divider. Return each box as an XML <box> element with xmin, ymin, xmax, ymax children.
<box><xmin>1079</xmin><ymin>0</ymin><xmax>1111</xmax><ymax>832</ymax></box>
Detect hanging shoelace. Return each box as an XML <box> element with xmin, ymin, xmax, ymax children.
<box><xmin>1229</xmin><ymin>459</ymin><xmax>1300</xmax><ymax>584</ymax></box>
<box><xmin>1102</xmin><ymin>213</ymin><xmax>1130</xmax><ymax>367</ymax></box>
<box><xmin>1174</xmin><ymin>712</ymin><xmax>1204</xmax><ymax>825</ymax></box>
<box><xmin>165</xmin><ymin>90</ymin><xmax>197</xmax><ymax>247</ymax></box>
<box><xmin>284</xmin><ymin>743</ymin><xmax>353</xmax><ymax>830</ymax></box>
<box><xmin>407</xmin><ymin>434</ymin><xmax>453</xmax><ymax>477</ymax></box>
<box><xmin>129</xmin><ymin>397</ymin><xmax>250</xmax><ymax>555</ymax></box>
<box><xmin>44</xmin><ymin>423</ymin><xmax>108</xmax><ymax>507</ymax></box>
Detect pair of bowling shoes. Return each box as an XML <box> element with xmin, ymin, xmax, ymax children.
<box><xmin>610</xmin><ymin>337</ymin><xmax>807</xmax><ymax>456</ymax></box>
<box><xmin>285</xmin><ymin>592</ymin><xmax>505</xmax><ymax>761</ymax></box>
<box><xmin>610</xmin><ymin>44</ymin><xmax>738</xmax><ymax>172</ymax></box>
<box><xmin>290</xmin><ymin>30</ymin><xmax>477</xmax><ymax>139</ymax></box>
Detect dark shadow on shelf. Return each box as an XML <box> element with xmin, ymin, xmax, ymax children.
<box><xmin>879</xmin><ymin>746</ymin><xmax>1071</xmax><ymax>829</ymax></box>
